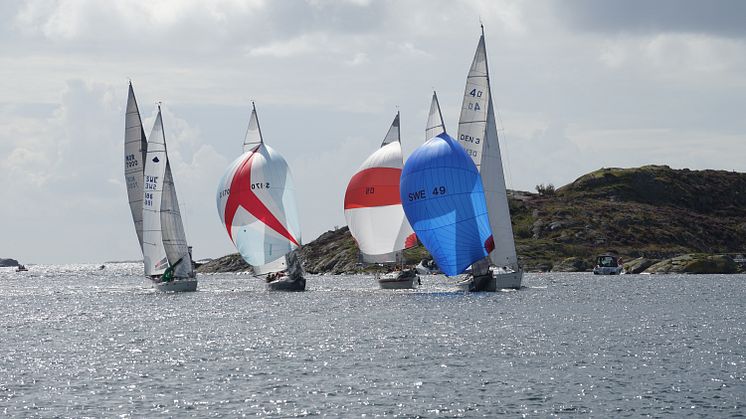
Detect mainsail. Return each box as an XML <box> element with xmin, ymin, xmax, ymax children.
<box><xmin>243</xmin><ymin>102</ymin><xmax>263</xmax><ymax>153</ymax></box>
<box><xmin>344</xmin><ymin>112</ymin><xmax>416</xmax><ymax>263</ymax></box>
<box><xmin>124</xmin><ymin>82</ymin><xmax>148</xmax><ymax>250</ymax></box>
<box><xmin>399</xmin><ymin>132</ymin><xmax>492</xmax><ymax>276</ymax></box>
<box><xmin>142</xmin><ymin>107</ymin><xmax>193</xmax><ymax>277</ymax></box>
<box><xmin>216</xmin><ymin>104</ymin><xmax>302</xmax><ymax>271</ymax></box>
<box><xmin>456</xmin><ymin>27</ymin><xmax>518</xmax><ymax>269</ymax></box>
<box><xmin>425</xmin><ymin>91</ymin><xmax>446</xmax><ymax>141</ymax></box>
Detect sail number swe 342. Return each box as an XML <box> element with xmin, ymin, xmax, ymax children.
<box><xmin>407</xmin><ymin>186</ymin><xmax>447</xmax><ymax>201</ymax></box>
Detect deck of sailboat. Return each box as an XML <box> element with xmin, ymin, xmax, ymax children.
<box><xmin>154</xmin><ymin>279</ymin><xmax>198</xmax><ymax>292</ymax></box>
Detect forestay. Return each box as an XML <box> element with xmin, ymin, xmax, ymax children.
<box><xmin>456</xmin><ymin>29</ymin><xmax>518</xmax><ymax>268</ymax></box>
<box><xmin>399</xmin><ymin>132</ymin><xmax>492</xmax><ymax>276</ymax></box>
<box><xmin>344</xmin><ymin>113</ymin><xmax>416</xmax><ymax>263</ymax></box>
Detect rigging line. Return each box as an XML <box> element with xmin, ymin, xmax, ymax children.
<box><xmin>494</xmin><ymin>105</ymin><xmax>515</xmax><ymax>192</ymax></box>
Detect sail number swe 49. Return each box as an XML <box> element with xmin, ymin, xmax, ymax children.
<box><xmin>407</xmin><ymin>186</ymin><xmax>447</xmax><ymax>201</ymax></box>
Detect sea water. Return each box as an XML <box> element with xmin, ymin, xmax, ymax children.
<box><xmin>0</xmin><ymin>264</ymin><xmax>744</xmax><ymax>417</ymax></box>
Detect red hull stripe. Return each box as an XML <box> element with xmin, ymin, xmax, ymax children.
<box><xmin>224</xmin><ymin>151</ymin><xmax>300</xmax><ymax>247</ymax></box>
<box><xmin>344</xmin><ymin>167</ymin><xmax>402</xmax><ymax>209</ymax></box>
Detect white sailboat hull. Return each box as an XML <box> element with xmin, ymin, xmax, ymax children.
<box><xmin>154</xmin><ymin>279</ymin><xmax>198</xmax><ymax>292</ymax></box>
<box><xmin>593</xmin><ymin>266</ymin><xmax>623</xmax><ymax>275</ymax></box>
<box><xmin>377</xmin><ymin>270</ymin><xmax>419</xmax><ymax>289</ymax></box>
<box><xmin>461</xmin><ymin>269</ymin><xmax>523</xmax><ymax>292</ymax></box>
<box><xmin>266</xmin><ymin>275</ymin><xmax>305</xmax><ymax>291</ymax></box>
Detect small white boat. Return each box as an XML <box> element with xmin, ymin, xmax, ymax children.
<box><xmin>593</xmin><ymin>254</ymin><xmax>624</xmax><ymax>275</ymax></box>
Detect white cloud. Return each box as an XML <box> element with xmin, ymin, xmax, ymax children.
<box><xmin>2</xmin><ymin>1</ymin><xmax>746</xmax><ymax>263</ymax></box>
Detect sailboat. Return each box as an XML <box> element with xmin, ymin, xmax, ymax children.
<box><xmin>126</xmin><ymin>83</ymin><xmax>195</xmax><ymax>291</ymax></box>
<box><xmin>141</xmin><ymin>104</ymin><xmax>197</xmax><ymax>292</ymax></box>
<box><xmin>216</xmin><ymin>103</ymin><xmax>305</xmax><ymax>291</ymax></box>
<box><xmin>399</xmin><ymin>127</ymin><xmax>492</xmax><ymax>278</ymax></box>
<box><xmin>455</xmin><ymin>26</ymin><xmax>522</xmax><ymax>291</ymax></box>
<box><xmin>343</xmin><ymin>112</ymin><xmax>418</xmax><ymax>289</ymax></box>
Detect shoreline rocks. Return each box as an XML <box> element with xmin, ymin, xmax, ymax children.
<box><xmin>0</xmin><ymin>258</ymin><xmax>19</xmax><ymax>267</ymax></box>
<box><xmin>643</xmin><ymin>254</ymin><xmax>738</xmax><ymax>274</ymax></box>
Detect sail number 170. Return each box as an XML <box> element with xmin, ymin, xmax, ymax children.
<box><xmin>250</xmin><ymin>182</ymin><xmax>270</xmax><ymax>190</ymax></box>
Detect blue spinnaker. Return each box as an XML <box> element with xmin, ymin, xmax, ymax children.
<box><xmin>400</xmin><ymin>132</ymin><xmax>492</xmax><ymax>276</ymax></box>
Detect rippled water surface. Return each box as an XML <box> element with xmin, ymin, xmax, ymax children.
<box><xmin>1</xmin><ymin>264</ymin><xmax>744</xmax><ymax>417</ymax></box>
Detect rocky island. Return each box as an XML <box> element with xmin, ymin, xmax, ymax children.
<box><xmin>0</xmin><ymin>258</ymin><xmax>20</xmax><ymax>267</ymax></box>
<box><xmin>200</xmin><ymin>165</ymin><xmax>746</xmax><ymax>275</ymax></box>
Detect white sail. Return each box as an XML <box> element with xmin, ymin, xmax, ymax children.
<box><xmin>425</xmin><ymin>91</ymin><xmax>446</xmax><ymax>141</ymax></box>
<box><xmin>124</xmin><ymin>82</ymin><xmax>148</xmax><ymax>251</ymax></box>
<box><xmin>161</xmin><ymin>163</ymin><xmax>193</xmax><ymax>278</ymax></box>
<box><xmin>344</xmin><ymin>112</ymin><xmax>416</xmax><ymax>263</ymax></box>
<box><xmin>142</xmin><ymin>107</ymin><xmax>193</xmax><ymax>277</ymax></box>
<box><xmin>456</xmin><ymin>28</ymin><xmax>518</xmax><ymax>268</ymax></box>
<box><xmin>217</xmin><ymin>105</ymin><xmax>302</xmax><ymax>273</ymax></box>
<box><xmin>381</xmin><ymin>111</ymin><xmax>400</xmax><ymax>146</ymax></box>
<box><xmin>243</xmin><ymin>102</ymin><xmax>263</xmax><ymax>153</ymax></box>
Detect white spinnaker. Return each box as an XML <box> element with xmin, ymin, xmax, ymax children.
<box><xmin>456</xmin><ymin>30</ymin><xmax>518</xmax><ymax>268</ymax></box>
<box><xmin>142</xmin><ymin>110</ymin><xmax>169</xmax><ymax>276</ymax></box>
<box><xmin>425</xmin><ymin>91</ymin><xmax>446</xmax><ymax>141</ymax></box>
<box><xmin>124</xmin><ymin>82</ymin><xmax>148</xmax><ymax>251</ymax></box>
<box><xmin>344</xmin><ymin>115</ymin><xmax>414</xmax><ymax>263</ymax></box>
<box><xmin>347</xmin><ymin>202</ymin><xmax>414</xmax><ymax>263</ymax></box>
<box><xmin>216</xmin><ymin>144</ymin><xmax>302</xmax><ymax>270</ymax></box>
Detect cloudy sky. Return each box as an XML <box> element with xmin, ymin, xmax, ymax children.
<box><xmin>2</xmin><ymin>0</ymin><xmax>746</xmax><ymax>264</ymax></box>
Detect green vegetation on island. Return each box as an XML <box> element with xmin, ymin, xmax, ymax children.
<box><xmin>199</xmin><ymin>165</ymin><xmax>746</xmax><ymax>275</ymax></box>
